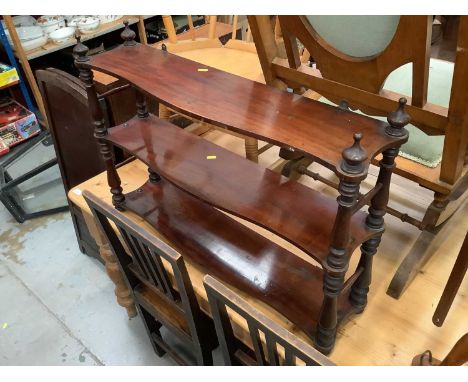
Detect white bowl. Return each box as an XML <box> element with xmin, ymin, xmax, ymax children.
<box><xmin>77</xmin><ymin>16</ymin><xmax>100</xmax><ymax>33</ymax></box>
<box><xmin>37</xmin><ymin>15</ymin><xmax>65</xmax><ymax>36</ymax></box>
<box><xmin>15</xmin><ymin>26</ymin><xmax>44</xmax><ymax>41</ymax></box>
<box><xmin>64</xmin><ymin>15</ymin><xmax>81</xmax><ymax>24</ymax></box>
<box><xmin>12</xmin><ymin>15</ymin><xmax>37</xmax><ymax>27</ymax></box>
<box><xmin>21</xmin><ymin>34</ymin><xmax>47</xmax><ymax>51</ymax></box>
<box><xmin>99</xmin><ymin>15</ymin><xmax>123</xmax><ymax>24</ymax></box>
<box><xmin>49</xmin><ymin>26</ymin><xmax>75</xmax><ymax>45</ymax></box>
<box><xmin>67</xmin><ymin>17</ymin><xmax>83</xmax><ymax>28</ymax></box>
<box><xmin>77</xmin><ymin>17</ymin><xmax>100</xmax><ymax>34</ymax></box>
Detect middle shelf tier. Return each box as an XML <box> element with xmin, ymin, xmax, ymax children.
<box><xmin>104</xmin><ymin>113</ymin><xmax>380</xmax><ymax>266</ymax></box>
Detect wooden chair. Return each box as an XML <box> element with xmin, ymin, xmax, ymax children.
<box><xmin>83</xmin><ymin>190</ymin><xmax>217</xmax><ymax>365</ymax></box>
<box><xmin>153</xmin><ymin>15</ymin><xmax>269</xmax><ymax>162</ymax></box>
<box><xmin>204</xmin><ymin>275</ymin><xmax>335</xmax><ymax>366</ymax></box>
<box><xmin>248</xmin><ymin>15</ymin><xmax>468</xmax><ymax>298</ymax></box>
<box><xmin>36</xmin><ymin>68</ymin><xmax>106</xmax><ymax>261</ymax></box>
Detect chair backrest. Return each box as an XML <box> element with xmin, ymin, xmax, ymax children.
<box><xmin>249</xmin><ymin>15</ymin><xmax>468</xmax><ymax>185</ymax></box>
<box><xmin>159</xmin><ymin>15</ymin><xmax>255</xmax><ymax>54</ymax></box>
<box><xmin>204</xmin><ymin>275</ymin><xmax>335</xmax><ymax>366</ymax></box>
<box><xmin>83</xmin><ymin>190</ymin><xmax>206</xmax><ymax>343</ymax></box>
<box><xmin>36</xmin><ymin>68</ymin><xmax>106</xmax><ymax>192</ymax></box>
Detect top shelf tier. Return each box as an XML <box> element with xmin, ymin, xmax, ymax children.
<box><xmin>83</xmin><ymin>43</ymin><xmax>407</xmax><ymax>176</ymax></box>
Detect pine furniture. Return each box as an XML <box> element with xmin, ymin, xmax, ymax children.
<box><xmin>248</xmin><ymin>15</ymin><xmax>468</xmax><ymax>299</ymax></box>
<box><xmin>73</xmin><ymin>23</ymin><xmax>408</xmax><ymax>354</ymax></box>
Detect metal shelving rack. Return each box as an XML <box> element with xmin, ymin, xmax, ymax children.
<box><xmin>2</xmin><ymin>15</ymin><xmax>150</xmax><ymax>126</ymax></box>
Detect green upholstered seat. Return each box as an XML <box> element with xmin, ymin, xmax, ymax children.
<box><xmin>319</xmin><ymin>58</ymin><xmax>453</xmax><ymax>168</ymax></box>
<box><xmin>306</xmin><ymin>16</ymin><xmax>452</xmax><ymax>168</ymax></box>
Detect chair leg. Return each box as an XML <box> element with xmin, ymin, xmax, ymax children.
<box><xmin>281</xmin><ymin>155</ymin><xmax>313</xmax><ymax>181</ymax></box>
<box><xmin>138</xmin><ymin>306</ymin><xmax>166</xmax><ymax>357</ymax></box>
<box><xmin>432</xmin><ymin>231</ymin><xmax>468</xmax><ymax>326</ymax></box>
<box><xmin>195</xmin><ymin>345</ymin><xmax>214</xmax><ymax>366</ymax></box>
<box><xmin>387</xmin><ymin>192</ymin><xmax>450</xmax><ymax>299</ymax></box>
<box><xmin>349</xmin><ymin>235</ymin><xmax>382</xmax><ymax>311</ymax></box>
<box><xmin>158</xmin><ymin>103</ymin><xmax>172</xmax><ymax>120</ymax></box>
<box><xmin>244</xmin><ymin>137</ymin><xmax>259</xmax><ymax>162</ymax></box>
<box><xmin>387</xmin><ymin>230</ymin><xmax>440</xmax><ymax>299</ymax></box>
<box><xmin>150</xmin><ymin>329</ymin><xmax>167</xmax><ymax>357</ymax></box>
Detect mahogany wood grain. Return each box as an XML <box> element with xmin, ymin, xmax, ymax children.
<box><xmin>82</xmin><ymin>44</ymin><xmax>406</xmax><ymax>175</ymax></box>
<box><xmin>103</xmin><ymin>114</ymin><xmax>378</xmax><ymax>265</ymax></box>
<box><xmin>121</xmin><ymin>179</ymin><xmax>357</xmax><ymax>340</ymax></box>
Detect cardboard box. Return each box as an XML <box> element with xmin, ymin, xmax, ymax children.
<box><xmin>0</xmin><ymin>63</ymin><xmax>19</xmax><ymax>89</ymax></box>
<box><xmin>0</xmin><ymin>98</ymin><xmax>40</xmax><ymax>156</ymax></box>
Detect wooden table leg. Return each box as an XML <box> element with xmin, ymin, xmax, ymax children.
<box><xmin>244</xmin><ymin>136</ymin><xmax>259</xmax><ymax>162</ymax></box>
<box><xmin>83</xmin><ymin>210</ymin><xmax>137</xmax><ymax>318</ymax></box>
<box><xmin>158</xmin><ymin>103</ymin><xmax>172</xmax><ymax>120</ymax></box>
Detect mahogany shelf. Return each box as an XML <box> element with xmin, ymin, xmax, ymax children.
<box><xmin>124</xmin><ymin>178</ymin><xmax>358</xmax><ymax>339</ymax></box>
<box><xmin>83</xmin><ymin>43</ymin><xmax>407</xmax><ymax>177</ymax></box>
<box><xmin>103</xmin><ymin>114</ymin><xmax>381</xmax><ymax>266</ymax></box>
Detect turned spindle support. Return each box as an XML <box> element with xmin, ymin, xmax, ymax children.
<box><xmin>73</xmin><ymin>36</ymin><xmax>125</xmax><ymax>210</ymax></box>
<box><xmin>315</xmin><ymin>132</ymin><xmax>367</xmax><ymax>354</ymax></box>
<box><xmin>350</xmin><ymin>98</ymin><xmax>410</xmax><ymax>310</ymax></box>
<box><xmin>135</xmin><ymin>90</ymin><xmax>161</xmax><ymax>183</ymax></box>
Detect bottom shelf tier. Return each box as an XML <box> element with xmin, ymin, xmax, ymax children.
<box><xmin>123</xmin><ymin>178</ymin><xmax>360</xmax><ymax>346</ymax></box>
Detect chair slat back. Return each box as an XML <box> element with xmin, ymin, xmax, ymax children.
<box><xmin>83</xmin><ymin>190</ymin><xmax>205</xmax><ymax>341</ymax></box>
<box><xmin>116</xmin><ymin>226</ymin><xmax>178</xmax><ymax>300</ymax></box>
<box><xmin>161</xmin><ymin>15</ymin><xmax>252</xmax><ymax>45</ymax></box>
<box><xmin>204</xmin><ymin>275</ymin><xmax>335</xmax><ymax>366</ymax></box>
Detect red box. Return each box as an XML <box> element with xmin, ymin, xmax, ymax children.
<box><xmin>0</xmin><ymin>98</ymin><xmax>40</xmax><ymax>156</ymax></box>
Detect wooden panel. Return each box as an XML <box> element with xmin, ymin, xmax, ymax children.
<box><xmin>83</xmin><ymin>44</ymin><xmax>406</xmax><ymax>175</ymax></box>
<box><xmin>104</xmin><ymin>114</ymin><xmax>377</xmax><ymax>265</ymax></box>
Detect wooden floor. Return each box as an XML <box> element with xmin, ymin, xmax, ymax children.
<box><xmin>200</xmin><ymin>128</ymin><xmax>468</xmax><ymax>366</ymax></box>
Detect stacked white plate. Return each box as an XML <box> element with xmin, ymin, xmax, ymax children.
<box><xmin>2</xmin><ymin>24</ymin><xmax>47</xmax><ymax>52</ymax></box>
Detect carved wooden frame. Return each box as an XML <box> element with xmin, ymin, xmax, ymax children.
<box><xmin>248</xmin><ymin>15</ymin><xmax>468</xmax><ymax>300</ymax></box>
<box><xmin>250</xmin><ymin>15</ymin><xmax>468</xmax><ymax>184</ymax></box>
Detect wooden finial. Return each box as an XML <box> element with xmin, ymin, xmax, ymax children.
<box><xmin>73</xmin><ymin>35</ymin><xmax>89</xmax><ymax>63</ymax></box>
<box><xmin>341</xmin><ymin>133</ymin><xmax>368</xmax><ymax>174</ymax></box>
<box><xmin>386</xmin><ymin>97</ymin><xmax>410</xmax><ymax>137</ymax></box>
<box><xmin>121</xmin><ymin>20</ymin><xmax>136</xmax><ymax>46</ymax></box>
